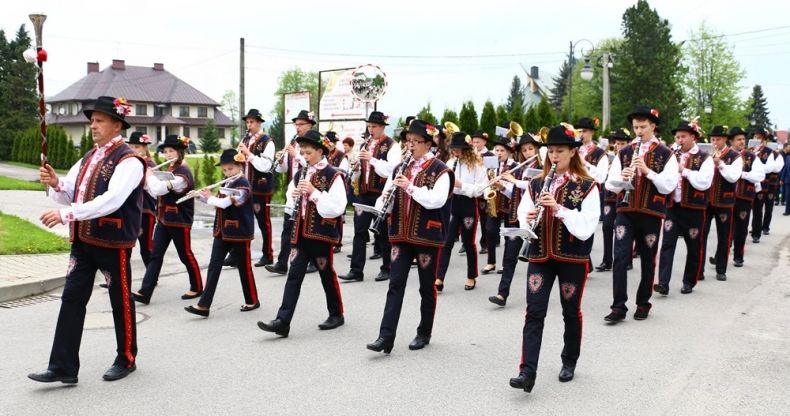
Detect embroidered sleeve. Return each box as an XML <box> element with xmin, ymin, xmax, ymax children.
<box><xmin>313</xmin><ymin>174</ymin><xmax>347</xmax><ymax>218</ymax></box>
<box><xmin>743</xmin><ymin>158</ymin><xmax>766</xmax><ymax>184</ymax></box>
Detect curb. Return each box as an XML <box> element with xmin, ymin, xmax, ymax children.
<box><xmin>0</xmin><ymin>276</ymin><xmax>66</xmax><ymax>303</ymax></box>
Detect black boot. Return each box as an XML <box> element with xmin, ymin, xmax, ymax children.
<box><xmin>509</xmin><ymin>373</ymin><xmax>535</xmax><ymax>393</ymax></box>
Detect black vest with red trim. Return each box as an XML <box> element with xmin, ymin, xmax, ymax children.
<box><xmin>495</xmin><ymin>160</ymin><xmax>517</xmax><ymax>216</ymax></box>
<box><xmin>616</xmin><ymin>142</ymin><xmax>672</xmax><ymax>218</ymax></box>
<box><xmin>507</xmin><ymin>159</ymin><xmax>543</xmax><ymax>225</ymax></box>
<box><xmin>157</xmin><ymin>163</ymin><xmax>195</xmax><ymax>227</ymax></box>
<box><xmin>709</xmin><ymin>148</ymin><xmax>739</xmax><ymax>208</ymax></box>
<box><xmin>768</xmin><ymin>150</ymin><xmax>781</xmax><ymax>190</ymax></box>
<box><xmin>244</xmin><ymin>132</ymin><xmax>275</xmax><ymax>196</ymax></box>
<box><xmin>142</xmin><ymin>158</ymin><xmax>157</xmax><ymax>216</ymax></box>
<box><xmin>387</xmin><ymin>158</ymin><xmax>454</xmax><ymax>248</ymax></box>
<box><xmin>735</xmin><ymin>150</ymin><xmax>757</xmax><ymax>201</ymax></box>
<box><xmin>328</xmin><ymin>148</ymin><xmax>345</xmax><ymax>168</ymax></box>
<box><xmin>212</xmin><ymin>176</ymin><xmax>254</xmax><ymax>242</ymax></box>
<box><xmin>584</xmin><ymin>145</ymin><xmax>606</xmax><ymax>168</ymax></box>
<box><xmin>527</xmin><ymin>175</ymin><xmax>597</xmax><ymax>264</ymax></box>
<box><xmin>756</xmin><ymin>146</ymin><xmax>775</xmax><ymax>192</ymax></box>
<box><xmin>290</xmin><ymin>165</ymin><xmax>343</xmax><ymax>245</ymax></box>
<box><xmin>669</xmin><ymin>150</ymin><xmax>710</xmax><ymax>210</ymax></box>
<box><xmin>357</xmin><ymin>136</ymin><xmax>394</xmax><ymax>195</ymax></box>
<box><xmin>71</xmin><ymin>142</ymin><xmax>145</xmax><ymax>249</ymax></box>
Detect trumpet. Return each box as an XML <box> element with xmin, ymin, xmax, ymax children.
<box><xmin>176</xmin><ymin>173</ymin><xmax>242</xmax><ymax>204</ymax></box>
<box><xmin>478</xmin><ymin>155</ymin><xmax>540</xmax><ymax>200</ymax></box>
<box><xmin>370</xmin><ymin>151</ymin><xmax>412</xmax><ymax>235</ymax></box>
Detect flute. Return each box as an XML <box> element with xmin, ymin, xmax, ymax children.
<box><xmin>176</xmin><ymin>173</ymin><xmax>242</xmax><ymax>204</ymax></box>
<box><xmin>152</xmin><ymin>158</ymin><xmax>177</xmax><ymax>170</ymax></box>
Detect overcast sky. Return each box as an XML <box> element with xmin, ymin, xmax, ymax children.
<box><xmin>3</xmin><ymin>0</ymin><xmax>789</xmax><ymax>130</ymax></box>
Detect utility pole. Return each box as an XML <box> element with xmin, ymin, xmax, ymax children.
<box><xmin>239</xmin><ymin>37</ymin><xmax>245</xmax><ymax>138</ymax></box>
<box><xmin>602</xmin><ymin>52</ymin><xmax>611</xmax><ymax>132</ymax></box>
<box><xmin>568</xmin><ymin>41</ymin><xmax>573</xmax><ymax>123</ymax></box>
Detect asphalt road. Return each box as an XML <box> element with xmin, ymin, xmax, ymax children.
<box><xmin>1</xmin><ymin>211</ymin><xmax>789</xmax><ymax>415</ymax></box>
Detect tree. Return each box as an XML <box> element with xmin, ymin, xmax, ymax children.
<box><xmin>441</xmin><ymin>108</ymin><xmax>458</xmax><ymax>126</ymax></box>
<box><xmin>202</xmin><ymin>154</ymin><xmax>217</xmax><ymax>187</ymax></box>
<box><xmin>562</xmin><ymin>38</ymin><xmax>623</xmax><ymax>129</ymax></box>
<box><xmin>495</xmin><ymin>104</ymin><xmax>509</xmax><ymax>127</ymax></box>
<box><xmin>508</xmin><ymin>96</ymin><xmax>524</xmax><ymax>128</ymax></box>
<box><xmin>0</xmin><ymin>26</ymin><xmax>38</xmax><ymax>160</ymax></box>
<box><xmin>549</xmin><ymin>56</ymin><xmax>574</xmax><ymax>117</ymax></box>
<box><xmin>682</xmin><ymin>22</ymin><xmax>747</xmax><ymax>130</ymax></box>
<box><xmin>506</xmin><ymin>75</ymin><xmax>525</xmax><ymax>114</ymax></box>
<box><xmin>220</xmin><ymin>90</ymin><xmax>240</xmax><ymax>147</ymax></box>
<box><xmin>537</xmin><ymin>97</ymin><xmax>557</xmax><ymax>128</ymax></box>
<box><xmin>747</xmin><ymin>85</ymin><xmax>771</xmax><ymax>129</ymax></box>
<box><xmin>417</xmin><ymin>104</ymin><xmax>438</xmax><ymax>125</ymax></box>
<box><xmin>523</xmin><ymin>105</ymin><xmax>540</xmax><ymax>132</ymax></box>
<box><xmin>199</xmin><ymin>119</ymin><xmax>221</xmax><ymax>153</ymax></box>
<box><xmin>79</xmin><ymin>130</ymin><xmax>93</xmax><ymax>157</ymax></box>
<box><xmin>479</xmin><ymin>100</ymin><xmax>497</xmax><ymax>138</ymax></box>
<box><xmin>458</xmin><ymin>101</ymin><xmax>479</xmax><ymax>133</ymax></box>
<box><xmin>613</xmin><ymin>0</ymin><xmax>685</xmax><ymax>133</ymax></box>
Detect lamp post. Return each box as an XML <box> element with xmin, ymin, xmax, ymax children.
<box><xmin>567</xmin><ymin>39</ymin><xmax>595</xmax><ymax>123</ymax></box>
<box><xmin>704</xmin><ymin>102</ymin><xmax>712</xmax><ymax>128</ymax></box>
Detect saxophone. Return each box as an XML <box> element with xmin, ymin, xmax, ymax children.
<box><xmin>485</xmin><ymin>168</ymin><xmax>499</xmax><ymax>217</ymax></box>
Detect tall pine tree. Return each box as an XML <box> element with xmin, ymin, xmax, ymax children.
<box><xmin>495</xmin><ymin>105</ymin><xmax>509</xmax><ymax>128</ymax></box>
<box><xmin>479</xmin><ymin>100</ymin><xmax>497</xmax><ymax>138</ymax></box>
<box><xmin>509</xmin><ymin>96</ymin><xmax>524</xmax><ymax>128</ymax></box>
<box><xmin>747</xmin><ymin>85</ymin><xmax>771</xmax><ymax>129</ymax></box>
<box><xmin>523</xmin><ymin>105</ymin><xmax>540</xmax><ymax>132</ymax></box>
<box><xmin>506</xmin><ymin>76</ymin><xmax>525</xmax><ymax>113</ymax></box>
<box><xmin>458</xmin><ymin>101</ymin><xmax>479</xmax><ymax>133</ymax></box>
<box><xmin>549</xmin><ymin>56</ymin><xmax>573</xmax><ymax>118</ymax></box>
<box><xmin>0</xmin><ymin>26</ymin><xmax>38</xmax><ymax>160</ymax></box>
<box><xmin>417</xmin><ymin>104</ymin><xmax>438</xmax><ymax>125</ymax></box>
<box><xmin>537</xmin><ymin>97</ymin><xmax>557</xmax><ymax>128</ymax></box>
<box><xmin>441</xmin><ymin>108</ymin><xmax>458</xmax><ymax>125</ymax></box>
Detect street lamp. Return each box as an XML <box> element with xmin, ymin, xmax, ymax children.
<box><xmin>580</xmin><ymin>58</ymin><xmax>594</xmax><ymax>81</ymax></box>
<box><xmin>567</xmin><ymin>39</ymin><xmax>595</xmax><ymax>122</ymax></box>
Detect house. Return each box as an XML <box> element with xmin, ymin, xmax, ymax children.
<box><xmin>522</xmin><ymin>66</ymin><xmax>552</xmax><ymax>108</ymax></box>
<box><xmin>47</xmin><ymin>60</ymin><xmax>234</xmax><ymax>149</ymax></box>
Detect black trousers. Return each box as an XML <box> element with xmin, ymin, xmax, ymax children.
<box><xmin>350</xmin><ymin>193</ymin><xmax>390</xmax><ymax>275</ymax></box>
<box><xmin>611</xmin><ymin>212</ymin><xmax>662</xmax><ymax>312</ymax></box>
<box><xmin>784</xmin><ymin>182</ymin><xmax>790</xmax><ymax>212</ymax></box>
<box><xmin>477</xmin><ymin>199</ymin><xmax>488</xmax><ymax>248</ymax></box>
<box><xmin>485</xmin><ymin>215</ymin><xmax>504</xmax><ymax>265</ymax></box>
<box><xmin>752</xmin><ymin>191</ymin><xmax>774</xmax><ymax>236</ymax></box>
<box><xmin>139</xmin><ymin>224</ymin><xmax>203</xmax><ymax>298</ymax></box>
<box><xmin>519</xmin><ymin>260</ymin><xmax>587</xmax><ymax>377</ymax></box>
<box><xmin>600</xmin><ymin>202</ymin><xmax>617</xmax><ymax>267</ymax></box>
<box><xmin>47</xmin><ymin>238</ymin><xmax>137</xmax><ymax>376</ymax></box>
<box><xmin>275</xmin><ymin>238</ymin><xmax>344</xmax><ymax>324</ymax></box>
<box><xmin>495</xmin><ymin>236</ymin><xmax>523</xmax><ymax>298</ymax></box>
<box><xmin>658</xmin><ymin>206</ymin><xmax>705</xmax><ymax>288</ymax></box>
<box><xmin>378</xmin><ymin>243</ymin><xmax>439</xmax><ymax>342</ymax></box>
<box><xmin>733</xmin><ymin>199</ymin><xmax>753</xmax><ymax>261</ymax></box>
<box><xmin>702</xmin><ymin>205</ymin><xmax>734</xmax><ymax>275</ymax></box>
<box><xmin>275</xmin><ymin>212</ymin><xmax>294</xmax><ymax>268</ymax></box>
<box><xmin>198</xmin><ymin>239</ymin><xmax>259</xmax><ymax>308</ymax></box>
<box><xmin>438</xmin><ymin>196</ymin><xmax>479</xmax><ymax>280</ymax></box>
<box><xmin>252</xmin><ymin>194</ymin><xmax>274</xmax><ymax>262</ymax></box>
<box><xmin>137</xmin><ymin>213</ymin><xmax>155</xmax><ymax>267</ymax></box>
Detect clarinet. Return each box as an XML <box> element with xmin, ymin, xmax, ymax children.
<box><xmin>620</xmin><ymin>143</ymin><xmax>642</xmax><ymax>207</ymax></box>
<box><xmin>369</xmin><ymin>151</ymin><xmax>413</xmax><ymax>235</ymax></box>
<box><xmin>290</xmin><ymin>161</ymin><xmax>309</xmax><ymax>222</ymax></box>
<box><xmin>517</xmin><ymin>163</ymin><xmax>557</xmax><ymax>261</ymax></box>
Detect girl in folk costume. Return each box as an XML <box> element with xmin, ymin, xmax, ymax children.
<box><xmin>481</xmin><ymin>136</ymin><xmax>517</xmax><ymax>275</ymax></box>
<box><xmin>435</xmin><ymin>132</ymin><xmax>487</xmax><ymax>292</ymax></box>
<box><xmin>184</xmin><ymin>149</ymin><xmax>260</xmax><ymax>317</ymax></box>
<box><xmin>132</xmin><ymin>135</ymin><xmax>203</xmax><ymax>304</ymax></box>
<box><xmin>471</xmin><ymin>131</ymin><xmax>494</xmax><ymax>255</ymax></box>
<box><xmin>595</xmin><ymin>128</ymin><xmax>632</xmax><ymax>272</ymax></box>
<box><xmin>489</xmin><ymin>133</ymin><xmax>543</xmax><ymax>306</ymax></box>
<box><xmin>257</xmin><ymin>130</ymin><xmax>347</xmax><ymax>337</ymax></box>
<box><xmin>509</xmin><ymin>125</ymin><xmax>600</xmax><ymax>393</ymax></box>
<box><xmin>728</xmin><ymin>127</ymin><xmax>766</xmax><ymax>268</ymax></box>
<box><xmin>126</xmin><ymin>132</ymin><xmax>157</xmax><ymax>268</ymax></box>
<box><xmin>366</xmin><ymin>119</ymin><xmax>454</xmax><ymax>354</ymax></box>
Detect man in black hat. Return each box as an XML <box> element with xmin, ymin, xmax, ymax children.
<box><xmin>267</xmin><ymin>109</ymin><xmax>318</xmax><ymax>275</ymax></box>
<box><xmin>730</xmin><ymin>127</ymin><xmax>766</xmax><ymax>267</ymax></box>
<box><xmin>32</xmin><ymin>96</ymin><xmax>144</xmax><ymax>383</ymax></box>
<box><xmin>482</xmin><ymin>136</ymin><xmax>517</xmax><ymax>275</ymax></box>
<box><xmin>575</xmin><ymin>117</ymin><xmax>609</xmax><ymax>223</ymax></box>
<box><xmin>366</xmin><ymin>119</ymin><xmax>453</xmax><ymax>354</ymax></box>
<box><xmin>258</xmin><ymin>130</ymin><xmax>347</xmax><ymax>337</ymax></box>
<box><xmin>701</xmin><ymin>125</ymin><xmax>743</xmax><ymax>281</ymax></box>
<box><xmin>751</xmin><ymin>128</ymin><xmax>784</xmax><ymax>241</ymax></box>
<box><xmin>604</xmin><ymin>106</ymin><xmax>679</xmax><ymax>322</ymax></box>
<box><xmin>595</xmin><ymin>128</ymin><xmax>631</xmax><ymax>272</ymax></box>
<box><xmin>654</xmin><ymin>120</ymin><xmax>713</xmax><ymax>295</ymax></box>
<box><xmin>471</xmin><ymin>131</ymin><xmax>494</xmax><ymax>254</ymax></box>
<box><xmin>340</xmin><ymin>111</ymin><xmax>402</xmax><ymax>282</ymax></box>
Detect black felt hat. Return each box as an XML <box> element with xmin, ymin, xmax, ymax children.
<box><xmin>608</xmin><ymin>128</ymin><xmax>632</xmax><ymax>142</ymax></box>
<box><xmin>127</xmin><ymin>131</ymin><xmax>152</xmax><ymax>145</ymax></box>
<box><xmin>627</xmin><ymin>105</ymin><xmax>661</xmax><ymax>125</ymax></box>
<box><xmin>365</xmin><ymin>111</ymin><xmax>390</xmax><ymax>125</ymax></box>
<box><xmin>157</xmin><ymin>134</ymin><xmax>189</xmax><ymax>151</ymax></box>
<box><xmin>517</xmin><ymin>134</ymin><xmax>542</xmax><ymax>149</ymax></box>
<box><xmin>296</xmin><ymin>130</ymin><xmax>331</xmax><ymax>153</ymax></box>
<box><xmin>447</xmin><ymin>131</ymin><xmax>472</xmax><ymax>149</ymax></box>
<box><xmin>492</xmin><ymin>136</ymin><xmax>514</xmax><ymax>152</ymax></box>
<box><xmin>216</xmin><ymin>148</ymin><xmax>245</xmax><ymax>166</ymax></box>
<box><xmin>242</xmin><ymin>108</ymin><xmax>265</xmax><ymax>123</ymax></box>
<box><xmin>325</xmin><ymin>131</ymin><xmax>339</xmax><ymax>142</ymax></box>
<box><xmin>727</xmin><ymin>126</ymin><xmax>748</xmax><ymax>139</ymax></box>
<box><xmin>671</xmin><ymin>120</ymin><xmax>702</xmax><ymax>138</ymax></box>
<box><xmin>404</xmin><ymin>119</ymin><xmax>440</xmax><ymax>145</ymax></box>
<box><xmin>291</xmin><ymin>110</ymin><xmax>316</xmax><ymax>125</ymax></box>
<box><xmin>709</xmin><ymin>125</ymin><xmax>729</xmax><ymax>137</ymax></box>
<box><xmin>544</xmin><ymin>125</ymin><xmax>583</xmax><ymax>148</ymax></box>
<box><xmin>575</xmin><ymin>117</ymin><xmax>599</xmax><ymax>131</ymax></box>
<box><xmin>83</xmin><ymin>96</ymin><xmax>131</xmax><ymax>130</ymax></box>
<box><xmin>399</xmin><ymin>116</ymin><xmax>416</xmax><ymax>140</ymax></box>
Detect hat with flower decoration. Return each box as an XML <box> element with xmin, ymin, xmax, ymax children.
<box><xmin>83</xmin><ymin>96</ymin><xmax>131</xmax><ymax>130</ymax></box>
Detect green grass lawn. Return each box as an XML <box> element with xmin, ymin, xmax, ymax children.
<box><xmin>0</xmin><ymin>176</ymin><xmax>45</xmax><ymax>191</ymax></box>
<box><xmin>0</xmin><ymin>212</ymin><xmax>70</xmax><ymax>255</ymax></box>
<box><xmin>4</xmin><ymin>161</ymin><xmax>68</xmax><ymax>174</ymax></box>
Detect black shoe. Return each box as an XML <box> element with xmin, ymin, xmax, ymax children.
<box><xmin>184</xmin><ymin>305</ymin><xmax>209</xmax><ymax>317</ymax></box>
<box><xmin>306</xmin><ymin>263</ymin><xmax>318</xmax><ymax>274</ymax></box>
<box><xmin>699</xmin><ymin>273</ymin><xmax>706</xmax><ymax>281</ymax></box>
<box><xmin>680</xmin><ymin>284</ymin><xmax>693</xmax><ymax>294</ymax></box>
<box><xmin>369</xmin><ymin>253</ymin><xmax>382</xmax><ymax>260</ymax></box>
<box><xmin>481</xmin><ymin>265</ymin><xmax>496</xmax><ymax>275</ymax></box>
<box><xmin>99</xmin><ymin>283</ymin><xmax>108</xmax><ymax>289</ymax></box>
<box><xmin>27</xmin><ymin>370</ymin><xmax>78</xmax><ymax>384</ymax></box>
<box><xmin>339</xmin><ymin>271</ymin><xmax>364</xmax><ymax>282</ymax></box>
<box><xmin>783</xmin><ymin>212</ymin><xmax>790</xmax><ymax>216</ymax></box>
<box><xmin>496</xmin><ymin>269</ymin><xmax>503</xmax><ymax>274</ymax></box>
<box><xmin>509</xmin><ymin>373</ymin><xmax>535</xmax><ymax>393</ymax></box>
<box><xmin>653</xmin><ymin>283</ymin><xmax>669</xmax><ymax>295</ymax></box>
<box><xmin>716</xmin><ymin>273</ymin><xmax>727</xmax><ymax>281</ymax></box>
<box><xmin>346</xmin><ymin>253</ymin><xmax>352</xmax><ymax>258</ymax></box>
<box><xmin>223</xmin><ymin>256</ymin><xmax>237</xmax><ymax>267</ymax></box>
<box><xmin>181</xmin><ymin>291</ymin><xmax>202</xmax><ymax>300</ymax></box>
<box><xmin>604</xmin><ymin>309</ymin><xmax>626</xmax><ymax>322</ymax></box>
<box><xmin>435</xmin><ymin>281</ymin><xmax>444</xmax><ymax>292</ymax></box>
<box><xmin>257</xmin><ymin>319</ymin><xmax>290</xmax><ymax>337</ymax></box>
<box><xmin>265</xmin><ymin>263</ymin><xmax>288</xmax><ymax>275</ymax></box>
<box><xmin>240</xmin><ymin>302</ymin><xmax>260</xmax><ymax>312</ymax></box>
<box><xmin>488</xmin><ymin>295</ymin><xmax>506</xmax><ymax>307</ymax></box>
<box><xmin>763</xmin><ymin>229</ymin><xmax>770</xmax><ymax>235</ymax></box>
<box><xmin>752</xmin><ymin>237</ymin><xmax>760</xmax><ymax>243</ymax></box>
<box><xmin>131</xmin><ymin>291</ymin><xmax>150</xmax><ymax>305</ymax></box>
<box><xmin>318</xmin><ymin>315</ymin><xmax>345</xmax><ymax>330</ymax></box>
<box><xmin>458</xmin><ymin>246</ymin><xmax>466</xmax><ymax>254</ymax></box>
<box><xmin>464</xmin><ymin>280</ymin><xmax>477</xmax><ymax>291</ymax></box>
<box><xmin>634</xmin><ymin>305</ymin><xmax>651</xmax><ymax>320</ymax></box>
<box><xmin>408</xmin><ymin>334</ymin><xmax>431</xmax><ymax>350</ymax></box>
<box><xmin>366</xmin><ymin>337</ymin><xmax>394</xmax><ymax>354</ymax></box>
<box><xmin>374</xmin><ymin>271</ymin><xmax>390</xmax><ymax>282</ymax></box>
<box><xmin>479</xmin><ymin>247</ymin><xmax>488</xmax><ymax>254</ymax></box>
<box><xmin>558</xmin><ymin>365</ymin><xmax>575</xmax><ymax>382</ymax></box>
<box><xmin>709</xmin><ymin>256</ymin><xmax>716</xmax><ymax>266</ymax></box>
<box><xmin>734</xmin><ymin>259</ymin><xmax>744</xmax><ymax>267</ymax></box>
<box><xmin>594</xmin><ymin>263</ymin><xmax>611</xmax><ymax>272</ymax></box>
<box><xmin>333</xmin><ymin>246</ymin><xmax>341</xmax><ymax>254</ymax></box>
<box><xmin>254</xmin><ymin>257</ymin><xmax>272</xmax><ymax>267</ymax></box>
<box><xmin>102</xmin><ymin>364</ymin><xmax>136</xmax><ymax>381</ymax></box>
<box><xmin>626</xmin><ymin>264</ymin><xmax>633</xmax><ymax>270</ymax></box>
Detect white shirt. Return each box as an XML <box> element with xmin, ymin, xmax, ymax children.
<box><xmin>605</xmin><ymin>138</ymin><xmax>679</xmax><ymax>195</ymax></box>
<box><xmin>740</xmin><ymin>151</ymin><xmax>766</xmax><ymax>184</ymax></box>
<box><xmin>376</xmin><ymin>152</ymin><xmax>451</xmax><ymax>211</ymax></box>
<box><xmin>714</xmin><ymin>148</ymin><xmax>743</xmax><ymax>184</ymax></box>
<box><xmin>145</xmin><ymin>169</ymin><xmax>188</xmax><ymax>197</ymax></box>
<box><xmin>516</xmin><ymin>173</ymin><xmax>600</xmax><ymax>241</ymax></box>
<box><xmin>49</xmin><ymin>137</ymin><xmax>145</xmax><ymax>224</ymax></box>
<box><xmin>673</xmin><ymin>144</ymin><xmax>714</xmax><ymax>202</ymax></box>
<box><xmin>275</xmin><ymin>139</ymin><xmax>305</xmax><ymax>181</ymax></box>
<box><xmin>366</xmin><ymin>136</ymin><xmax>403</xmax><ymax>181</ymax></box>
<box><xmin>285</xmin><ymin>159</ymin><xmax>347</xmax><ymax>219</ymax></box>
<box><xmin>447</xmin><ymin>158</ymin><xmax>487</xmax><ymax>198</ymax></box>
<box><xmin>245</xmin><ymin>131</ymin><xmax>275</xmax><ymax>174</ymax></box>
<box><xmin>579</xmin><ymin>142</ymin><xmax>610</xmax><ymax>184</ymax></box>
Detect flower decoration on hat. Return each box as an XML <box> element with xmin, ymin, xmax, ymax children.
<box><xmin>425</xmin><ymin>124</ymin><xmax>438</xmax><ymax>137</ymax></box>
<box><xmin>623</xmin><ymin>128</ymin><xmax>631</xmax><ymax>136</ymax></box>
<box><xmin>307</xmin><ymin>111</ymin><xmax>315</xmax><ymax>121</ymax></box>
<box><xmin>722</xmin><ymin>125</ymin><xmax>729</xmax><ymax>132</ymax></box>
<box><xmin>178</xmin><ymin>136</ymin><xmax>190</xmax><ymax>146</ymax></box>
<box><xmin>113</xmin><ymin>97</ymin><xmax>131</xmax><ymax>116</ymax></box>
<box><xmin>139</xmin><ymin>134</ymin><xmax>152</xmax><ymax>144</ymax></box>
<box><xmin>650</xmin><ymin>108</ymin><xmax>660</xmax><ymax>118</ymax></box>
<box><xmin>482</xmin><ymin>132</ymin><xmax>489</xmax><ymax>139</ymax></box>
<box><xmin>321</xmin><ymin>136</ymin><xmax>332</xmax><ymax>149</ymax></box>
<box><xmin>593</xmin><ymin>117</ymin><xmax>600</xmax><ymax>128</ymax></box>
<box><xmin>233</xmin><ymin>153</ymin><xmax>246</xmax><ymax>163</ymax></box>
<box><xmin>688</xmin><ymin>116</ymin><xmax>702</xmax><ymax>135</ymax></box>
<box><xmin>383</xmin><ymin>114</ymin><xmax>390</xmax><ymax>122</ymax></box>
<box><xmin>464</xmin><ymin>134</ymin><xmax>472</xmax><ymax>144</ymax></box>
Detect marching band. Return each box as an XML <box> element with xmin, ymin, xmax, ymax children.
<box><xmin>30</xmin><ymin>95</ymin><xmax>787</xmax><ymax>393</ymax></box>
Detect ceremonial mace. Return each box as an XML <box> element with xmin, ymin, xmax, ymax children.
<box><xmin>24</xmin><ymin>14</ymin><xmax>48</xmax><ymax>193</ymax></box>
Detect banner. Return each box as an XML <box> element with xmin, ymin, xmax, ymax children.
<box><xmin>284</xmin><ymin>91</ymin><xmax>310</xmax><ymax>123</ymax></box>
<box><xmin>319</xmin><ymin>69</ymin><xmax>366</xmax><ymax>121</ymax></box>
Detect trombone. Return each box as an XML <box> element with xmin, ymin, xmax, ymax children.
<box><xmin>478</xmin><ymin>155</ymin><xmax>540</xmax><ymax>200</ymax></box>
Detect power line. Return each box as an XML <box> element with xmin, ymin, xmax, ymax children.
<box><xmin>245</xmin><ymin>43</ymin><xmax>566</xmax><ymax>60</ymax></box>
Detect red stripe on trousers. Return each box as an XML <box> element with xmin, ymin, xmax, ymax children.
<box><xmin>244</xmin><ymin>241</ymin><xmax>258</xmax><ymax>304</ymax></box>
<box><xmin>263</xmin><ymin>195</ymin><xmax>274</xmax><ymax>260</ymax></box>
<box><xmin>146</xmin><ymin>214</ymin><xmax>155</xmax><ymax>252</ymax></box>
<box><xmin>328</xmin><ymin>248</ymin><xmax>344</xmax><ymax>315</ymax></box>
<box><xmin>118</xmin><ymin>248</ymin><xmax>135</xmax><ymax>367</ymax></box>
<box><xmin>182</xmin><ymin>227</ymin><xmax>203</xmax><ymax>291</ymax></box>
<box><xmin>695</xmin><ymin>211</ymin><xmax>706</xmax><ymax>282</ymax></box>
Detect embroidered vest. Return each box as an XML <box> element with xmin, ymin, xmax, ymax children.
<box><xmin>585</xmin><ymin>146</ymin><xmax>606</xmax><ymax>168</ymax></box>
<box><xmin>387</xmin><ymin>159</ymin><xmax>453</xmax><ymax>248</ymax></box>
<box><xmin>357</xmin><ymin>136</ymin><xmax>394</xmax><ymax>195</ymax></box>
<box><xmin>244</xmin><ymin>132</ymin><xmax>275</xmax><ymax>196</ymax></box>
<box><xmin>709</xmin><ymin>148</ymin><xmax>739</xmax><ymax>208</ymax></box>
<box><xmin>735</xmin><ymin>150</ymin><xmax>757</xmax><ymax>201</ymax></box>
<box><xmin>670</xmin><ymin>151</ymin><xmax>709</xmax><ymax>210</ymax></box>
<box><xmin>527</xmin><ymin>177</ymin><xmax>597</xmax><ymax>264</ymax></box>
<box><xmin>495</xmin><ymin>160</ymin><xmax>517</xmax><ymax>216</ymax></box>
<box><xmin>328</xmin><ymin>148</ymin><xmax>345</xmax><ymax>168</ymax></box>
<box><xmin>290</xmin><ymin>166</ymin><xmax>343</xmax><ymax>245</ymax></box>
<box><xmin>142</xmin><ymin>158</ymin><xmax>157</xmax><ymax>216</ymax></box>
<box><xmin>756</xmin><ymin>146</ymin><xmax>774</xmax><ymax>192</ymax></box>
<box><xmin>212</xmin><ymin>176</ymin><xmax>254</xmax><ymax>242</ymax></box>
<box><xmin>71</xmin><ymin>142</ymin><xmax>145</xmax><ymax>249</ymax></box>
<box><xmin>616</xmin><ymin>143</ymin><xmax>672</xmax><ymax>219</ymax></box>
<box><xmin>157</xmin><ymin>163</ymin><xmax>195</xmax><ymax>227</ymax></box>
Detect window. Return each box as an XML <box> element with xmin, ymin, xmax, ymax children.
<box><xmin>197</xmin><ymin>106</ymin><xmax>208</xmax><ymax>118</ymax></box>
<box><xmin>154</xmin><ymin>105</ymin><xmax>168</xmax><ymax>116</ymax></box>
<box><xmin>179</xmin><ymin>106</ymin><xmax>190</xmax><ymax>117</ymax></box>
<box><xmin>197</xmin><ymin>128</ymin><xmax>206</xmax><ymax>138</ymax></box>
<box><xmin>166</xmin><ymin>127</ymin><xmax>178</xmax><ymax>136</ymax></box>
<box><xmin>69</xmin><ymin>103</ymin><xmax>76</xmax><ymax>115</ymax></box>
<box><xmin>136</xmin><ymin>104</ymin><xmax>147</xmax><ymax>116</ymax></box>
<box><xmin>217</xmin><ymin>128</ymin><xmax>225</xmax><ymax>138</ymax></box>
<box><xmin>183</xmin><ymin>127</ymin><xmax>190</xmax><ymax>138</ymax></box>
<box><xmin>135</xmin><ymin>127</ymin><xmax>147</xmax><ymax>134</ymax></box>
